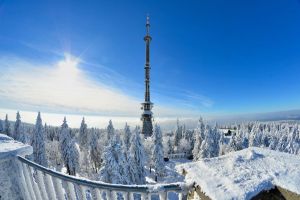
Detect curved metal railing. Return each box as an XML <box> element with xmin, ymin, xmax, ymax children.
<box><xmin>17</xmin><ymin>156</ymin><xmax>188</xmax><ymax>200</ymax></box>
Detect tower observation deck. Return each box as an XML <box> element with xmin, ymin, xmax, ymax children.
<box><xmin>141</xmin><ymin>16</ymin><xmax>153</xmax><ymax>137</ymax></box>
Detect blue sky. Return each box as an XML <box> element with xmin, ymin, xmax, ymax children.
<box><xmin>0</xmin><ymin>0</ymin><xmax>300</xmax><ymax>122</ymax></box>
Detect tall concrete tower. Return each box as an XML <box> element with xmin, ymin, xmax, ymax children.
<box><xmin>141</xmin><ymin>16</ymin><xmax>153</xmax><ymax>137</ymax></box>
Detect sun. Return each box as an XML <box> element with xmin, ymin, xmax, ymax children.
<box><xmin>57</xmin><ymin>53</ymin><xmax>80</xmax><ymax>78</ymax></box>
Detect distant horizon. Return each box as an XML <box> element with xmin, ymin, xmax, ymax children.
<box><xmin>1</xmin><ymin>108</ymin><xmax>300</xmax><ymax>130</ymax></box>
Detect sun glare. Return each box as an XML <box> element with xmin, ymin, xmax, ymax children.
<box><xmin>57</xmin><ymin>54</ymin><xmax>80</xmax><ymax>78</ymax></box>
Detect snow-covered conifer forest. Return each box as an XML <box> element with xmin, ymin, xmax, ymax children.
<box><xmin>1</xmin><ymin>112</ymin><xmax>300</xmax><ymax>185</ymax></box>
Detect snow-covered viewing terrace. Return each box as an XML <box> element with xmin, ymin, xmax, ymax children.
<box><xmin>0</xmin><ymin>134</ymin><xmax>188</xmax><ymax>200</ymax></box>
<box><xmin>1</xmin><ymin>133</ymin><xmax>300</xmax><ymax>200</ymax></box>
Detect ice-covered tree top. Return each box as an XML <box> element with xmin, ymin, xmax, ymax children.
<box><xmin>61</xmin><ymin>117</ymin><xmax>68</xmax><ymax>129</ymax></box>
<box><xmin>107</xmin><ymin>120</ymin><xmax>115</xmax><ymax>141</ymax></box>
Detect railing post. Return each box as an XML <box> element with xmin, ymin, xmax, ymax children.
<box><xmin>65</xmin><ymin>181</ymin><xmax>77</xmax><ymax>200</ymax></box>
<box><xmin>92</xmin><ymin>188</ymin><xmax>102</xmax><ymax>200</ymax></box>
<box><xmin>36</xmin><ymin>170</ymin><xmax>49</xmax><ymax>200</ymax></box>
<box><xmin>17</xmin><ymin>161</ymin><xmax>31</xmax><ymax>200</ymax></box>
<box><xmin>158</xmin><ymin>191</ymin><xmax>167</xmax><ymax>200</ymax></box>
<box><xmin>178</xmin><ymin>192</ymin><xmax>188</xmax><ymax>200</ymax></box>
<box><xmin>52</xmin><ymin>176</ymin><xmax>65</xmax><ymax>199</ymax></box>
<box><xmin>111</xmin><ymin>190</ymin><xmax>118</xmax><ymax>200</ymax></box>
<box><xmin>21</xmin><ymin>163</ymin><xmax>37</xmax><ymax>200</ymax></box>
<box><xmin>129</xmin><ymin>192</ymin><xmax>135</xmax><ymax>200</ymax></box>
<box><xmin>28</xmin><ymin>166</ymin><xmax>43</xmax><ymax>200</ymax></box>
<box><xmin>79</xmin><ymin>185</ymin><xmax>88</xmax><ymax>200</ymax></box>
<box><xmin>141</xmin><ymin>192</ymin><xmax>150</xmax><ymax>200</ymax></box>
<box><xmin>122</xmin><ymin>191</ymin><xmax>129</xmax><ymax>200</ymax></box>
<box><xmin>44</xmin><ymin>174</ymin><xmax>57</xmax><ymax>200</ymax></box>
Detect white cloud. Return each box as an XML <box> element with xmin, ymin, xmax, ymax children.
<box><xmin>0</xmin><ymin>55</ymin><xmax>140</xmax><ymax>116</ymax></box>
<box><xmin>0</xmin><ymin>55</ymin><xmax>202</xmax><ymax>119</ymax></box>
<box><xmin>181</xmin><ymin>91</ymin><xmax>214</xmax><ymax>108</ymax></box>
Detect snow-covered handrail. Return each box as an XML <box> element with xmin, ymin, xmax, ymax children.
<box><xmin>17</xmin><ymin>155</ymin><xmax>188</xmax><ymax>200</ymax></box>
<box><xmin>168</xmin><ymin>153</ymin><xmax>191</xmax><ymax>159</ymax></box>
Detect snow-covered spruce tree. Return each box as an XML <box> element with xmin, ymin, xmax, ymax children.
<box><xmin>227</xmin><ymin>126</ymin><xmax>249</xmax><ymax>153</ymax></box>
<box><xmin>79</xmin><ymin>117</ymin><xmax>88</xmax><ymax>150</ymax></box>
<box><xmin>285</xmin><ymin>125</ymin><xmax>300</xmax><ymax>155</ymax></box>
<box><xmin>178</xmin><ymin>138</ymin><xmax>190</xmax><ymax>154</ymax></box>
<box><xmin>269</xmin><ymin>123</ymin><xmax>280</xmax><ymax>150</ymax></box>
<box><xmin>14</xmin><ymin>111</ymin><xmax>23</xmax><ymax>142</ymax></box>
<box><xmin>198</xmin><ymin>125</ymin><xmax>220</xmax><ymax>159</ymax></box>
<box><xmin>0</xmin><ymin>119</ymin><xmax>3</xmax><ymax>133</ymax></box>
<box><xmin>78</xmin><ymin>117</ymin><xmax>90</xmax><ymax>173</ymax></box>
<box><xmin>4</xmin><ymin>114</ymin><xmax>11</xmax><ymax>137</ymax></box>
<box><xmin>32</xmin><ymin>112</ymin><xmax>47</xmax><ymax>167</ymax></box>
<box><xmin>90</xmin><ymin>131</ymin><xmax>102</xmax><ymax>173</ymax></box>
<box><xmin>182</xmin><ymin>124</ymin><xmax>187</xmax><ymax>140</ymax></box>
<box><xmin>118</xmin><ymin>133</ymin><xmax>134</xmax><ymax>185</ymax></box>
<box><xmin>98</xmin><ymin>133</ymin><xmax>129</xmax><ymax>184</ymax></box>
<box><xmin>59</xmin><ymin>117</ymin><xmax>71</xmax><ymax>174</ymax></box>
<box><xmin>122</xmin><ymin>126</ymin><xmax>138</xmax><ymax>184</ymax></box>
<box><xmin>174</xmin><ymin>119</ymin><xmax>183</xmax><ymax>147</ymax></box>
<box><xmin>59</xmin><ymin>118</ymin><xmax>80</xmax><ymax>176</ymax></box>
<box><xmin>276</xmin><ymin>125</ymin><xmax>289</xmax><ymax>152</ymax></box>
<box><xmin>189</xmin><ymin>130</ymin><xmax>197</xmax><ymax>154</ymax></box>
<box><xmin>106</xmin><ymin>120</ymin><xmax>115</xmax><ymax>142</ymax></box>
<box><xmin>46</xmin><ymin>140</ymin><xmax>62</xmax><ymax>167</ymax></box>
<box><xmin>184</xmin><ymin>129</ymin><xmax>194</xmax><ymax>144</ymax></box>
<box><xmin>249</xmin><ymin>122</ymin><xmax>262</xmax><ymax>147</ymax></box>
<box><xmin>192</xmin><ymin>117</ymin><xmax>205</xmax><ymax>161</ymax></box>
<box><xmin>44</xmin><ymin>123</ymin><xmax>49</xmax><ymax>140</ymax></box>
<box><xmin>261</xmin><ymin>126</ymin><xmax>271</xmax><ymax>147</ymax></box>
<box><xmin>67</xmin><ymin>137</ymin><xmax>80</xmax><ymax>176</ymax></box>
<box><xmin>45</xmin><ymin>123</ymin><xmax>55</xmax><ymax>141</ymax></box>
<box><xmin>80</xmin><ymin>148</ymin><xmax>91</xmax><ymax>174</ymax></box>
<box><xmin>123</xmin><ymin>123</ymin><xmax>132</xmax><ymax>151</ymax></box>
<box><xmin>218</xmin><ymin>132</ymin><xmax>226</xmax><ymax>156</ymax></box>
<box><xmin>212</xmin><ymin>125</ymin><xmax>221</xmax><ymax>156</ymax></box>
<box><xmin>129</xmin><ymin>126</ymin><xmax>146</xmax><ymax>184</ymax></box>
<box><xmin>228</xmin><ymin>134</ymin><xmax>240</xmax><ymax>152</ymax></box>
<box><xmin>165</xmin><ymin>136</ymin><xmax>174</xmax><ymax>155</ymax></box>
<box><xmin>125</xmin><ymin>155</ymin><xmax>137</xmax><ymax>184</ymax></box>
<box><xmin>152</xmin><ymin>124</ymin><xmax>165</xmax><ymax>178</ymax></box>
<box><xmin>240</xmin><ymin>125</ymin><xmax>250</xmax><ymax>149</ymax></box>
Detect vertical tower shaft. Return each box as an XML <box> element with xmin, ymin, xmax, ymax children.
<box><xmin>141</xmin><ymin>16</ymin><xmax>153</xmax><ymax>137</ymax></box>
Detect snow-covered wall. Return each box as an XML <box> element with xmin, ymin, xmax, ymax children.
<box><xmin>0</xmin><ymin>134</ymin><xmax>32</xmax><ymax>200</ymax></box>
<box><xmin>177</xmin><ymin>147</ymin><xmax>300</xmax><ymax>200</ymax></box>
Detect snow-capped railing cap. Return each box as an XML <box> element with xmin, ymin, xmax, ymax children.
<box><xmin>0</xmin><ymin>134</ymin><xmax>33</xmax><ymax>161</ymax></box>
<box><xmin>18</xmin><ymin>155</ymin><xmax>186</xmax><ymax>193</ymax></box>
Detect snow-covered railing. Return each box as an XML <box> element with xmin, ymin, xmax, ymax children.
<box><xmin>168</xmin><ymin>153</ymin><xmax>191</xmax><ymax>159</ymax></box>
<box><xmin>0</xmin><ymin>134</ymin><xmax>33</xmax><ymax>199</ymax></box>
<box><xmin>17</xmin><ymin>155</ymin><xmax>188</xmax><ymax>200</ymax></box>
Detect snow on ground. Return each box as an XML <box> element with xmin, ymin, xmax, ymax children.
<box><xmin>176</xmin><ymin>147</ymin><xmax>300</xmax><ymax>200</ymax></box>
<box><xmin>0</xmin><ymin>134</ymin><xmax>32</xmax><ymax>160</ymax></box>
<box><xmin>146</xmin><ymin>158</ymin><xmax>191</xmax><ymax>184</ymax></box>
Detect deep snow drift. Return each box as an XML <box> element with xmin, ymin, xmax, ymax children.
<box><xmin>177</xmin><ymin>147</ymin><xmax>300</xmax><ymax>200</ymax></box>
